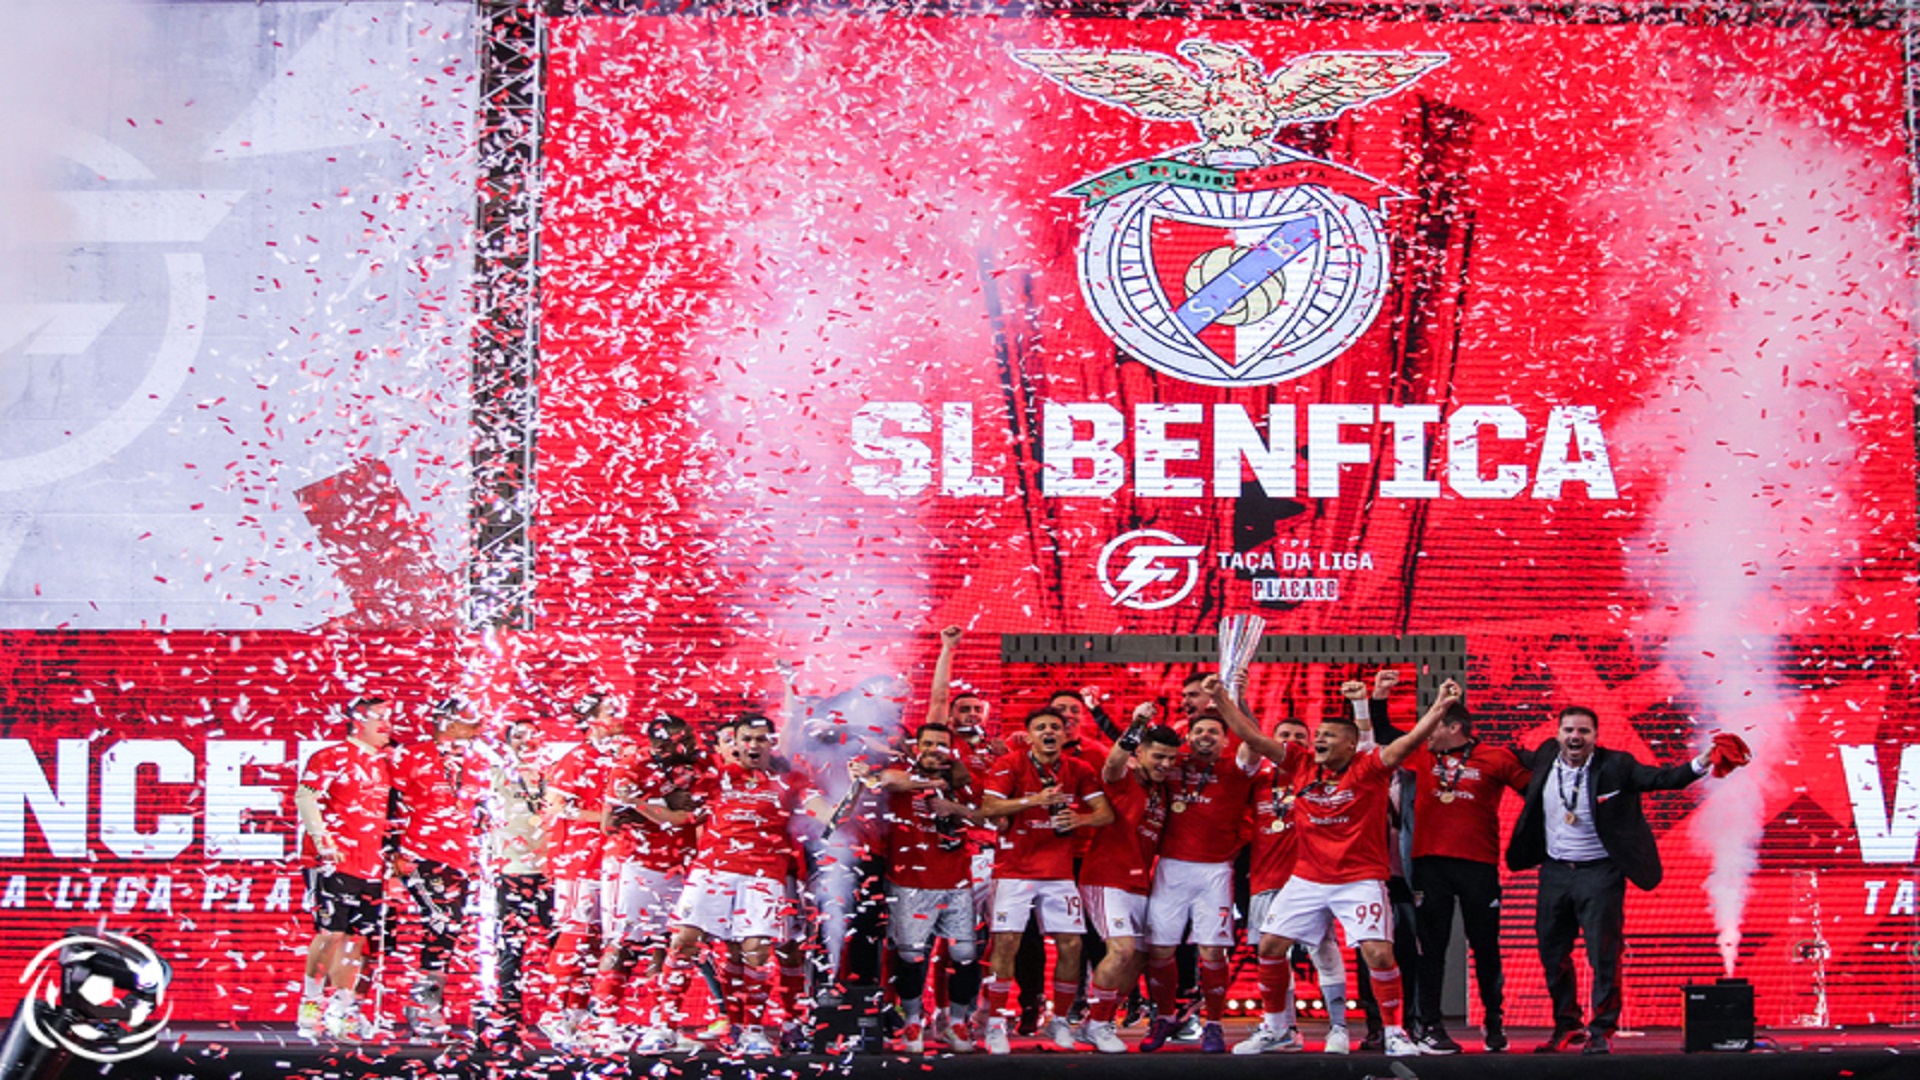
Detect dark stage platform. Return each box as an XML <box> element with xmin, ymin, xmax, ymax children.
<box><xmin>83</xmin><ymin>1022</ymin><xmax>1920</xmax><ymax>1080</ymax></box>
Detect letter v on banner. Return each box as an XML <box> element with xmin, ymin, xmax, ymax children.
<box><xmin>1838</xmin><ymin>745</ymin><xmax>1920</xmax><ymax>864</ymax></box>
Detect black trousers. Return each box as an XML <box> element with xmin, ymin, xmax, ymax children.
<box><xmin>1412</xmin><ymin>855</ymin><xmax>1505</xmax><ymax>1031</ymax></box>
<box><xmin>1536</xmin><ymin>859</ymin><xmax>1626</xmax><ymax>1035</ymax></box>
<box><xmin>495</xmin><ymin>872</ymin><xmax>551</xmax><ymax>1011</ymax></box>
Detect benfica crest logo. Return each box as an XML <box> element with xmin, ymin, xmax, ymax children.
<box><xmin>1013</xmin><ymin>41</ymin><xmax>1446</xmax><ymax>386</ymax></box>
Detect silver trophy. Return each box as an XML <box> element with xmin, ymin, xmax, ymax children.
<box><xmin>1218</xmin><ymin>614</ymin><xmax>1267</xmax><ymax>698</ymax></box>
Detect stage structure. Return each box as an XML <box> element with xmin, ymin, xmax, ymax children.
<box><xmin>0</xmin><ymin>0</ymin><xmax>1915</xmax><ymax>1042</ymax></box>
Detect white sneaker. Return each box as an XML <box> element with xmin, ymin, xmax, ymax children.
<box><xmin>1233</xmin><ymin>1025</ymin><xmax>1304</xmax><ymax>1054</ymax></box>
<box><xmin>943</xmin><ymin>1016</ymin><xmax>975</xmax><ymax>1053</ymax></box>
<box><xmin>1082</xmin><ymin>1019</ymin><xmax>1127</xmax><ymax>1053</ymax></box>
<box><xmin>593</xmin><ymin>1020</ymin><xmax>633</xmax><ymax>1055</ymax></box>
<box><xmin>636</xmin><ymin>1027</ymin><xmax>676</xmax><ymax>1054</ymax></box>
<box><xmin>1323</xmin><ymin>1023</ymin><xmax>1351</xmax><ymax>1055</ymax></box>
<box><xmin>296</xmin><ymin>1000</ymin><xmax>323</xmax><ymax>1038</ymax></box>
<box><xmin>1046</xmin><ymin>1016</ymin><xmax>1083</xmax><ymax>1051</ymax></box>
<box><xmin>323</xmin><ymin>999</ymin><xmax>370</xmax><ymax>1041</ymax></box>
<box><xmin>898</xmin><ymin>1021</ymin><xmax>924</xmax><ymax>1054</ymax></box>
<box><xmin>1172</xmin><ymin>1014</ymin><xmax>1203</xmax><ymax>1042</ymax></box>
<box><xmin>984</xmin><ymin>1017</ymin><xmax>1011</xmax><ymax>1055</ymax></box>
<box><xmin>1384</xmin><ymin>1026</ymin><xmax>1424</xmax><ymax>1057</ymax></box>
<box><xmin>536</xmin><ymin>1011</ymin><xmax>576</xmax><ymax>1051</ymax></box>
<box><xmin>736</xmin><ymin>1026</ymin><xmax>776</xmax><ymax>1056</ymax></box>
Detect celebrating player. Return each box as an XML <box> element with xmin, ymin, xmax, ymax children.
<box><xmin>294</xmin><ymin>696</ymin><xmax>395</xmax><ymax>1041</ymax></box>
<box><xmin>536</xmin><ymin>691</ymin><xmax>628</xmax><ymax>1050</ymax></box>
<box><xmin>390</xmin><ymin>698</ymin><xmax>487</xmax><ymax>1037</ymax></box>
<box><xmin>1212</xmin><ymin>674</ymin><xmax>1462</xmax><ymax>1058</ymax></box>
<box><xmin>978</xmin><ymin>708</ymin><xmax>1113</xmax><ymax>1054</ymax></box>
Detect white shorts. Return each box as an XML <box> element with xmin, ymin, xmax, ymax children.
<box><xmin>885</xmin><ymin>883</ymin><xmax>978</xmax><ymax>955</ymax></box>
<box><xmin>1080</xmin><ymin>885</ymin><xmax>1148</xmax><ymax>940</ymax></box>
<box><xmin>1247</xmin><ymin>888</ymin><xmax>1282</xmax><ymax>937</ymax></box>
<box><xmin>671</xmin><ymin>867</ymin><xmax>791</xmax><ymax>942</ymax></box>
<box><xmin>602</xmin><ymin>861</ymin><xmax>684</xmax><ymax>944</ymax></box>
<box><xmin>970</xmin><ymin>850</ymin><xmax>995</xmax><ymax>919</ymax></box>
<box><xmin>551</xmin><ymin>877</ymin><xmax>602</xmax><ymax>931</ymax></box>
<box><xmin>1147</xmin><ymin>858</ymin><xmax>1236</xmax><ymax>947</ymax></box>
<box><xmin>990</xmin><ymin>878</ymin><xmax>1085</xmax><ymax>935</ymax></box>
<box><xmin>1259</xmin><ymin>877</ymin><xmax>1393</xmax><ymax>947</ymax></box>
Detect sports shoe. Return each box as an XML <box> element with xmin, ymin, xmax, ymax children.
<box><xmin>593</xmin><ymin>1020</ymin><xmax>633</xmax><ymax>1055</ymax></box>
<box><xmin>323</xmin><ymin>998</ymin><xmax>372</xmax><ymax>1041</ymax></box>
<box><xmin>898</xmin><ymin>1022</ymin><xmax>924</xmax><ymax>1054</ymax></box>
<box><xmin>943</xmin><ymin>1016</ymin><xmax>975</xmax><ymax>1054</ymax></box>
<box><xmin>697</xmin><ymin>1017</ymin><xmax>731</xmax><ymax>1042</ymax></box>
<box><xmin>929</xmin><ymin>1011</ymin><xmax>952</xmax><ymax>1046</ymax></box>
<box><xmin>1138</xmin><ymin>1017</ymin><xmax>1178</xmax><ymax>1052</ymax></box>
<box><xmin>1533</xmin><ymin>1028</ymin><xmax>1587</xmax><ymax>1053</ymax></box>
<box><xmin>1172</xmin><ymin>1014</ymin><xmax>1203</xmax><ymax>1043</ymax></box>
<box><xmin>1046</xmin><ymin>1016</ymin><xmax>1083</xmax><ymax>1050</ymax></box>
<box><xmin>1419</xmin><ymin>1026</ymin><xmax>1461</xmax><ymax>1055</ymax></box>
<box><xmin>1323</xmin><ymin>1023</ymin><xmax>1351</xmax><ymax>1055</ymax></box>
<box><xmin>297</xmin><ymin>1000</ymin><xmax>323</xmax><ymax>1038</ymax></box>
<box><xmin>1360</xmin><ymin>1028</ymin><xmax>1385</xmax><ymax>1052</ymax></box>
<box><xmin>780</xmin><ymin>1021</ymin><xmax>809</xmax><ymax>1056</ymax></box>
<box><xmin>1200</xmin><ymin>1021</ymin><xmax>1227</xmax><ymax>1053</ymax></box>
<box><xmin>536</xmin><ymin>1011</ymin><xmax>576</xmax><ymax>1052</ymax></box>
<box><xmin>735</xmin><ymin>1026</ymin><xmax>776</xmax><ymax>1056</ymax></box>
<box><xmin>636</xmin><ymin>1027</ymin><xmax>677</xmax><ymax>1054</ymax></box>
<box><xmin>1082</xmin><ymin>1019</ymin><xmax>1128</xmax><ymax>1054</ymax></box>
<box><xmin>984</xmin><ymin>1016</ymin><xmax>1011</xmax><ymax>1055</ymax></box>
<box><xmin>1483</xmin><ymin>1020</ymin><xmax>1509</xmax><ymax>1053</ymax></box>
<box><xmin>1384</xmin><ymin>1027</ymin><xmax>1424</xmax><ymax>1057</ymax></box>
<box><xmin>1233</xmin><ymin>1025</ymin><xmax>1304</xmax><ymax>1054</ymax></box>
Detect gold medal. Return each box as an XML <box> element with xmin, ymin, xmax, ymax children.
<box><xmin>1438</xmin><ymin>791</ymin><xmax>1457</xmax><ymax>804</ymax></box>
<box><xmin>1268</xmin><ymin>819</ymin><xmax>1287</xmax><ymax>833</ymax></box>
<box><xmin>1564</xmin><ymin>811</ymin><xmax>1577</xmax><ymax>825</ymax></box>
<box><xmin>1171</xmin><ymin>801</ymin><xmax>1188</xmax><ymax>814</ymax></box>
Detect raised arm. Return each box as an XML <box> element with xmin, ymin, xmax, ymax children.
<box><xmin>1204</xmin><ymin>675</ymin><xmax>1292</xmax><ymax>767</ymax></box>
<box><xmin>927</xmin><ymin>626</ymin><xmax>962</xmax><ymax>728</ymax></box>
<box><xmin>1380</xmin><ymin>679</ymin><xmax>1464</xmax><ymax>770</ymax></box>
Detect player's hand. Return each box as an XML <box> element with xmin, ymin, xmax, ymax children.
<box><xmin>940</xmin><ymin>626</ymin><xmax>963</xmax><ymax>646</ymax></box>
<box><xmin>848</xmin><ymin>760</ymin><xmax>878</xmax><ymax>789</ymax></box>
<box><xmin>1036</xmin><ymin>785</ymin><xmax>1070</xmax><ymax>808</ymax></box>
<box><xmin>928</xmin><ymin>796</ymin><xmax>967</xmax><ymax>817</ymax></box>
<box><xmin>1200</xmin><ymin>674</ymin><xmax>1225</xmax><ymax>699</ymax></box>
<box><xmin>1132</xmin><ymin>701</ymin><xmax>1158</xmax><ymax>724</ymax></box>
<box><xmin>1373</xmin><ymin>670</ymin><xmax>1400</xmax><ymax>698</ymax></box>
<box><xmin>1340</xmin><ymin>680</ymin><xmax>1368</xmax><ymax>701</ymax></box>
<box><xmin>1708</xmin><ymin>732</ymin><xmax>1752</xmax><ymax>777</ymax></box>
<box><xmin>1435</xmin><ymin>678</ymin><xmax>1464</xmax><ymax>706</ymax></box>
<box><xmin>1050</xmin><ymin>806</ymin><xmax>1077</xmax><ymax>831</ymax></box>
<box><xmin>1080</xmin><ymin>685</ymin><xmax>1103</xmax><ymax>708</ymax></box>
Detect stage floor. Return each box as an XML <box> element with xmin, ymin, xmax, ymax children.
<box><xmin>106</xmin><ymin>1021</ymin><xmax>1918</xmax><ymax>1080</ymax></box>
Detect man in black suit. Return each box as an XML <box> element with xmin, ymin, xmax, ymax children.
<box><xmin>1506</xmin><ymin>705</ymin><xmax>1748</xmax><ymax>1055</ymax></box>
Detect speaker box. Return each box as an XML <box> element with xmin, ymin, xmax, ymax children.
<box><xmin>1683</xmin><ymin>978</ymin><xmax>1754</xmax><ymax>1052</ymax></box>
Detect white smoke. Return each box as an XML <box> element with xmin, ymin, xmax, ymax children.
<box><xmin>1602</xmin><ymin>101</ymin><xmax>1904</xmax><ymax>973</ymax></box>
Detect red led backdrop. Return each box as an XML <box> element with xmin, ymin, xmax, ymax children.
<box><xmin>0</xmin><ymin>9</ymin><xmax>1914</xmax><ymax>1031</ymax></box>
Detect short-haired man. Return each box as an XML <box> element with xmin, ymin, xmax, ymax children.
<box><xmin>653</xmin><ymin>715</ymin><xmax>863</xmax><ymax>1056</ymax></box>
<box><xmin>391</xmin><ymin>698</ymin><xmax>488</xmax><ymax>1037</ymax></box>
<box><xmin>1076</xmin><ymin>710</ymin><xmax>1180</xmax><ymax>1053</ymax></box>
<box><xmin>872</xmin><ymin>722</ymin><xmax>983</xmax><ymax>1052</ymax></box>
<box><xmin>295</xmin><ymin>696</ymin><xmax>395</xmax><ymax>1040</ymax></box>
<box><xmin>1212</xmin><ymin>675</ymin><xmax>1461</xmax><ymax>1058</ymax></box>
<box><xmin>1402</xmin><ymin>698</ymin><xmax>1531</xmax><ymax>1053</ymax></box>
<box><xmin>537</xmin><ymin>692</ymin><xmax>628</xmax><ymax>1050</ymax></box>
<box><xmin>978</xmin><ymin>708</ymin><xmax>1114</xmax><ymax>1054</ymax></box>
<box><xmin>1507</xmin><ymin>706</ymin><xmax>1749</xmax><ymax>1055</ymax></box>
<box><xmin>486</xmin><ymin>719</ymin><xmax>549</xmax><ymax>1031</ymax></box>
<box><xmin>1139</xmin><ymin>709</ymin><xmax>1255</xmax><ymax>1053</ymax></box>
<box><xmin>1232</xmin><ymin>712</ymin><xmax>1353</xmax><ymax>1054</ymax></box>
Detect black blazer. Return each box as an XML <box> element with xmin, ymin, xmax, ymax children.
<box><xmin>1505</xmin><ymin>740</ymin><xmax>1702</xmax><ymax>891</ymax></box>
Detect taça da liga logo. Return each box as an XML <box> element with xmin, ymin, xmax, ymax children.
<box><xmin>1013</xmin><ymin>41</ymin><xmax>1446</xmax><ymax>386</ymax></box>
<box><xmin>19</xmin><ymin>929</ymin><xmax>171</xmax><ymax>1063</ymax></box>
<box><xmin>1098</xmin><ymin>529</ymin><xmax>1204</xmax><ymax>610</ymax></box>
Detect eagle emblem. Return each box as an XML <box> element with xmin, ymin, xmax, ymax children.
<box><xmin>1012</xmin><ymin>41</ymin><xmax>1448</xmax><ymax>386</ymax></box>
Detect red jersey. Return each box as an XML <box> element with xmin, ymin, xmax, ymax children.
<box><xmin>1403</xmin><ymin>742</ymin><xmax>1531</xmax><ymax>864</ymax></box>
<box><xmin>391</xmin><ymin>740</ymin><xmax>486</xmax><ymax>872</ymax></box>
<box><xmin>606</xmin><ymin>749</ymin><xmax>704</xmax><ymax>872</ymax></box>
<box><xmin>1280</xmin><ymin>744</ymin><xmax>1396</xmax><ymax>886</ymax></box>
<box><xmin>545</xmin><ymin>739</ymin><xmax>622</xmax><ymax>880</ymax></box>
<box><xmin>693</xmin><ymin>761</ymin><xmax>819</xmax><ymax>880</ymax></box>
<box><xmin>982</xmin><ymin>751</ymin><xmax>1104</xmax><ymax>882</ymax></box>
<box><xmin>882</xmin><ymin>766</ymin><xmax>975</xmax><ymax>891</ymax></box>
<box><xmin>1158</xmin><ymin>751</ymin><xmax>1255</xmax><ymax>864</ymax></box>
<box><xmin>1248</xmin><ymin>755</ymin><xmax>1310</xmax><ymax>895</ymax></box>
<box><xmin>299</xmin><ymin>739</ymin><xmax>393</xmax><ymax>881</ymax></box>
<box><xmin>1080</xmin><ymin>769</ymin><xmax>1168</xmax><ymax>895</ymax></box>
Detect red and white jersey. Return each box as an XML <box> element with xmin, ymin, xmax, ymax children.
<box><xmin>1248</xmin><ymin>754</ymin><xmax>1310</xmax><ymax>895</ymax></box>
<box><xmin>1158</xmin><ymin>751</ymin><xmax>1255</xmax><ymax>864</ymax></box>
<box><xmin>545</xmin><ymin>739</ymin><xmax>622</xmax><ymax>881</ymax></box>
<box><xmin>1403</xmin><ymin>742</ymin><xmax>1531</xmax><ymax>864</ymax></box>
<box><xmin>982</xmin><ymin>751</ymin><xmax>1103</xmax><ymax>882</ymax></box>
<box><xmin>299</xmin><ymin>738</ymin><xmax>393</xmax><ymax>880</ymax></box>
<box><xmin>391</xmin><ymin>740</ymin><xmax>487</xmax><ymax>872</ymax></box>
<box><xmin>1080</xmin><ymin>768</ymin><xmax>1168</xmax><ymax>895</ymax></box>
<box><xmin>692</xmin><ymin>761</ymin><xmax>820</xmax><ymax>880</ymax></box>
<box><xmin>881</xmin><ymin>765</ymin><xmax>975</xmax><ymax>891</ymax></box>
<box><xmin>605</xmin><ymin>748</ymin><xmax>704</xmax><ymax>873</ymax></box>
<box><xmin>1277</xmin><ymin>743</ymin><xmax>1396</xmax><ymax>885</ymax></box>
